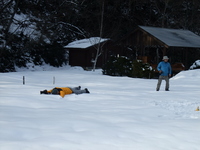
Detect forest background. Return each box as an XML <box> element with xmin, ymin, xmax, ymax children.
<box><xmin>1</xmin><ymin>0</ymin><xmax>200</xmax><ymax>72</ymax></box>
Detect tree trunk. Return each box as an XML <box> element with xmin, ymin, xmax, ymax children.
<box><xmin>92</xmin><ymin>1</ymin><xmax>104</xmax><ymax>71</ymax></box>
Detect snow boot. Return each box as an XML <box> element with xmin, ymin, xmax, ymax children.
<box><xmin>85</xmin><ymin>88</ymin><xmax>90</xmax><ymax>93</ymax></box>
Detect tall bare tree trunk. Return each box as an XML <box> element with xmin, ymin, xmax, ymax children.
<box><xmin>92</xmin><ymin>0</ymin><xmax>104</xmax><ymax>71</ymax></box>
<box><xmin>154</xmin><ymin>0</ymin><xmax>170</xmax><ymax>28</ymax></box>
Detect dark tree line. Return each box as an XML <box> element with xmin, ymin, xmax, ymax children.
<box><xmin>0</xmin><ymin>0</ymin><xmax>200</xmax><ymax>72</ymax></box>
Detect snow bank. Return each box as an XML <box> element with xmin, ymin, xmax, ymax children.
<box><xmin>190</xmin><ymin>60</ymin><xmax>200</xmax><ymax>69</ymax></box>
<box><xmin>15</xmin><ymin>63</ymin><xmax>84</xmax><ymax>72</ymax></box>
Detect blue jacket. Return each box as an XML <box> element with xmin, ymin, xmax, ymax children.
<box><xmin>157</xmin><ymin>61</ymin><xmax>172</xmax><ymax>76</ymax></box>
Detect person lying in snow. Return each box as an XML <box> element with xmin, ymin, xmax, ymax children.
<box><xmin>40</xmin><ymin>86</ymin><xmax>90</xmax><ymax>98</ymax></box>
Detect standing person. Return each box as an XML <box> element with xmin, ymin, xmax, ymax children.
<box><xmin>156</xmin><ymin>56</ymin><xmax>172</xmax><ymax>91</ymax></box>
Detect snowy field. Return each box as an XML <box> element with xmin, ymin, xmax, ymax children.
<box><xmin>0</xmin><ymin>66</ymin><xmax>200</xmax><ymax>150</ymax></box>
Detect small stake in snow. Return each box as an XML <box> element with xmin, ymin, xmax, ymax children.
<box><xmin>53</xmin><ymin>76</ymin><xmax>55</xmax><ymax>84</ymax></box>
<box><xmin>23</xmin><ymin>76</ymin><xmax>25</xmax><ymax>85</ymax></box>
<box><xmin>195</xmin><ymin>106</ymin><xmax>199</xmax><ymax>111</ymax></box>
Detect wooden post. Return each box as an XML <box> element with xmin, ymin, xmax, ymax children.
<box><xmin>53</xmin><ymin>76</ymin><xmax>55</xmax><ymax>84</ymax></box>
<box><xmin>162</xmin><ymin>47</ymin><xmax>167</xmax><ymax>56</ymax></box>
<box><xmin>23</xmin><ymin>76</ymin><xmax>25</xmax><ymax>85</ymax></box>
<box><xmin>185</xmin><ymin>48</ymin><xmax>188</xmax><ymax>69</ymax></box>
<box><xmin>156</xmin><ymin>47</ymin><xmax>160</xmax><ymax>63</ymax></box>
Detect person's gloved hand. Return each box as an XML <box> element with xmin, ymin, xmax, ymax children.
<box><xmin>40</xmin><ymin>90</ymin><xmax>48</xmax><ymax>94</ymax></box>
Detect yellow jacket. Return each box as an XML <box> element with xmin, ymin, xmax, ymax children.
<box><xmin>48</xmin><ymin>87</ymin><xmax>73</xmax><ymax>98</ymax></box>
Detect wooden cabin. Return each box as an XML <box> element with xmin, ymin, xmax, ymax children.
<box><xmin>64</xmin><ymin>27</ymin><xmax>200</xmax><ymax>73</ymax></box>
<box><xmin>64</xmin><ymin>37</ymin><xmax>115</xmax><ymax>69</ymax></box>
<box><xmin>118</xmin><ymin>26</ymin><xmax>200</xmax><ymax>72</ymax></box>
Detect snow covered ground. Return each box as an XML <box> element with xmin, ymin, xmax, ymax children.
<box><xmin>0</xmin><ymin>66</ymin><xmax>200</xmax><ymax>150</ymax></box>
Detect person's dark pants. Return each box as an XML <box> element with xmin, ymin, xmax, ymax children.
<box><xmin>156</xmin><ymin>76</ymin><xmax>169</xmax><ymax>91</ymax></box>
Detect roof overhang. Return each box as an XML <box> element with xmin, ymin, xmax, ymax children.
<box><xmin>64</xmin><ymin>37</ymin><xmax>110</xmax><ymax>49</ymax></box>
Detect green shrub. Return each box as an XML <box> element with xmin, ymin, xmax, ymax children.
<box><xmin>103</xmin><ymin>56</ymin><xmax>155</xmax><ymax>78</ymax></box>
<box><xmin>102</xmin><ymin>56</ymin><xmax>132</xmax><ymax>76</ymax></box>
<box><xmin>132</xmin><ymin>60</ymin><xmax>155</xmax><ymax>78</ymax></box>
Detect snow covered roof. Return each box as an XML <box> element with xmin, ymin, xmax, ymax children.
<box><xmin>139</xmin><ymin>26</ymin><xmax>200</xmax><ymax>48</ymax></box>
<box><xmin>64</xmin><ymin>37</ymin><xmax>109</xmax><ymax>49</ymax></box>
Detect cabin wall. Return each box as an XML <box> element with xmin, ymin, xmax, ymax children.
<box><xmin>67</xmin><ymin>42</ymin><xmax>117</xmax><ymax>68</ymax></box>
<box><xmin>68</xmin><ymin>49</ymin><xmax>90</xmax><ymax>67</ymax></box>
<box><xmin>119</xmin><ymin>29</ymin><xmax>167</xmax><ymax>64</ymax></box>
<box><xmin>121</xmin><ymin>30</ymin><xmax>166</xmax><ymax>47</ymax></box>
<box><xmin>119</xmin><ymin>28</ymin><xmax>200</xmax><ymax>70</ymax></box>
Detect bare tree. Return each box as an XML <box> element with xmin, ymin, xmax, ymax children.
<box><xmin>92</xmin><ymin>0</ymin><xmax>105</xmax><ymax>71</ymax></box>
<box><xmin>153</xmin><ymin>0</ymin><xmax>171</xmax><ymax>28</ymax></box>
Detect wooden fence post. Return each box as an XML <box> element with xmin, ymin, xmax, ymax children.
<box><xmin>53</xmin><ymin>76</ymin><xmax>55</xmax><ymax>84</ymax></box>
<box><xmin>23</xmin><ymin>76</ymin><xmax>25</xmax><ymax>85</ymax></box>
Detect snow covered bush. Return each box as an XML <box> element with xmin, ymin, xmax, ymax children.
<box><xmin>132</xmin><ymin>60</ymin><xmax>155</xmax><ymax>78</ymax></box>
<box><xmin>0</xmin><ymin>39</ymin><xmax>68</xmax><ymax>72</ymax></box>
<box><xmin>102</xmin><ymin>56</ymin><xmax>132</xmax><ymax>76</ymax></box>
<box><xmin>29</xmin><ymin>42</ymin><xmax>67</xmax><ymax>67</ymax></box>
<box><xmin>102</xmin><ymin>56</ymin><xmax>155</xmax><ymax>78</ymax></box>
<box><xmin>190</xmin><ymin>60</ymin><xmax>200</xmax><ymax>70</ymax></box>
